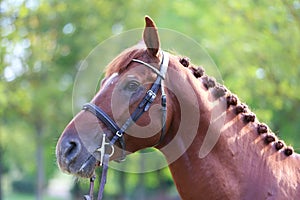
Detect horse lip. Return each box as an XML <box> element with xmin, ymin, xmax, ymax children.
<box><xmin>76</xmin><ymin>155</ymin><xmax>98</xmax><ymax>178</ymax></box>
<box><xmin>58</xmin><ymin>153</ymin><xmax>98</xmax><ymax>178</ymax></box>
<box><xmin>79</xmin><ymin>155</ymin><xmax>95</xmax><ymax>171</ymax></box>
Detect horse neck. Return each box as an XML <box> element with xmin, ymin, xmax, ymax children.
<box><xmin>159</xmin><ymin>64</ymin><xmax>286</xmax><ymax>199</ymax></box>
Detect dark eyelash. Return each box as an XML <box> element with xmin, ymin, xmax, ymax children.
<box><xmin>125</xmin><ymin>80</ymin><xmax>140</xmax><ymax>91</ymax></box>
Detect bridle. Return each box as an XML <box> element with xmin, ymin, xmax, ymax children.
<box><xmin>82</xmin><ymin>51</ymin><xmax>169</xmax><ymax>200</ymax></box>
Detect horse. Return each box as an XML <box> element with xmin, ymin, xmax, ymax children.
<box><xmin>56</xmin><ymin>16</ymin><xmax>300</xmax><ymax>200</ymax></box>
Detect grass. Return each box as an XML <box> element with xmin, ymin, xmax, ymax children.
<box><xmin>4</xmin><ymin>193</ymin><xmax>65</xmax><ymax>200</ymax></box>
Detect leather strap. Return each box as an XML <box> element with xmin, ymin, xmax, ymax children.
<box><xmin>82</xmin><ymin>51</ymin><xmax>170</xmax><ymax>200</ymax></box>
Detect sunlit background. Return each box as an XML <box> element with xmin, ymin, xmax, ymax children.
<box><xmin>1</xmin><ymin>0</ymin><xmax>300</xmax><ymax>199</ymax></box>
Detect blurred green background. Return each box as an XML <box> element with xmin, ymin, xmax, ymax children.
<box><xmin>1</xmin><ymin>0</ymin><xmax>299</xmax><ymax>199</ymax></box>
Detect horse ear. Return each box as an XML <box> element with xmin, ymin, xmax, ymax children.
<box><xmin>143</xmin><ymin>16</ymin><xmax>160</xmax><ymax>57</ymax></box>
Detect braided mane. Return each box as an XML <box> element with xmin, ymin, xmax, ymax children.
<box><xmin>104</xmin><ymin>45</ymin><xmax>294</xmax><ymax>157</ymax></box>
<box><xmin>178</xmin><ymin>57</ymin><xmax>294</xmax><ymax>157</ymax></box>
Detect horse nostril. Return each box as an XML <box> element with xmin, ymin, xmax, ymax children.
<box><xmin>62</xmin><ymin>139</ymin><xmax>82</xmax><ymax>164</ymax></box>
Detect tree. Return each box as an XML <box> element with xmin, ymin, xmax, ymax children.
<box><xmin>1</xmin><ymin>0</ymin><xmax>299</xmax><ymax>199</ymax></box>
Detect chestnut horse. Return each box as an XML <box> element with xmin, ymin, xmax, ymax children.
<box><xmin>56</xmin><ymin>16</ymin><xmax>300</xmax><ymax>199</ymax></box>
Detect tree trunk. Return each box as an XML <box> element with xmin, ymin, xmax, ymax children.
<box><xmin>0</xmin><ymin>123</ymin><xmax>4</xmax><ymax>200</ymax></box>
<box><xmin>35</xmin><ymin>123</ymin><xmax>45</xmax><ymax>200</ymax></box>
<box><xmin>72</xmin><ymin>182</ymin><xmax>83</xmax><ymax>200</ymax></box>
<box><xmin>118</xmin><ymin>170</ymin><xmax>126</xmax><ymax>200</ymax></box>
<box><xmin>0</xmin><ymin>145</ymin><xmax>3</xmax><ymax>200</ymax></box>
<box><xmin>135</xmin><ymin>155</ymin><xmax>145</xmax><ymax>200</ymax></box>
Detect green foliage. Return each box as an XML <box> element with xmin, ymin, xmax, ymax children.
<box><xmin>4</xmin><ymin>193</ymin><xmax>63</xmax><ymax>200</ymax></box>
<box><xmin>12</xmin><ymin>177</ymin><xmax>35</xmax><ymax>194</ymax></box>
<box><xmin>1</xmin><ymin>0</ymin><xmax>299</xmax><ymax>198</ymax></box>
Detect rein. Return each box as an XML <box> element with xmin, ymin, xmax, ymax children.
<box><xmin>82</xmin><ymin>51</ymin><xmax>169</xmax><ymax>200</ymax></box>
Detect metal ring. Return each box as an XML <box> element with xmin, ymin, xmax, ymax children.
<box><xmin>108</xmin><ymin>145</ymin><xmax>115</xmax><ymax>157</ymax></box>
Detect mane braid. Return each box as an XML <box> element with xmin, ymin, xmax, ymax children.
<box><xmin>178</xmin><ymin>56</ymin><xmax>294</xmax><ymax>157</ymax></box>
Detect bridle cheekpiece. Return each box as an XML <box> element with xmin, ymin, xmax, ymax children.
<box><xmin>82</xmin><ymin>50</ymin><xmax>169</xmax><ymax>200</ymax></box>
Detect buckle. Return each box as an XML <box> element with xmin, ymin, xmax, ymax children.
<box><xmin>146</xmin><ymin>90</ymin><xmax>156</xmax><ymax>103</ymax></box>
<box><xmin>116</xmin><ymin>131</ymin><xmax>123</xmax><ymax>138</ymax></box>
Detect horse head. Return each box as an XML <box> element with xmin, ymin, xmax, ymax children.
<box><xmin>56</xmin><ymin>16</ymin><xmax>181</xmax><ymax>178</ymax></box>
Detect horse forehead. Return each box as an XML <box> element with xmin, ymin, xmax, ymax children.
<box><xmin>126</xmin><ymin>63</ymin><xmax>158</xmax><ymax>80</ymax></box>
<box><xmin>101</xmin><ymin>73</ymin><xmax>118</xmax><ymax>89</ymax></box>
<box><xmin>105</xmin><ymin>61</ymin><xmax>158</xmax><ymax>87</ymax></box>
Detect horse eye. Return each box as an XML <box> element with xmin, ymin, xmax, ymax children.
<box><xmin>125</xmin><ymin>80</ymin><xmax>140</xmax><ymax>91</ymax></box>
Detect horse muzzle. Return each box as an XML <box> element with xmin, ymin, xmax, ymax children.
<box><xmin>56</xmin><ymin>127</ymin><xmax>98</xmax><ymax>178</ymax></box>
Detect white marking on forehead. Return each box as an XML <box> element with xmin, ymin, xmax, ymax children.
<box><xmin>127</xmin><ymin>75</ymin><xmax>136</xmax><ymax>78</ymax></box>
<box><xmin>102</xmin><ymin>73</ymin><xmax>118</xmax><ymax>89</ymax></box>
<box><xmin>91</xmin><ymin>73</ymin><xmax>118</xmax><ymax>103</ymax></box>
